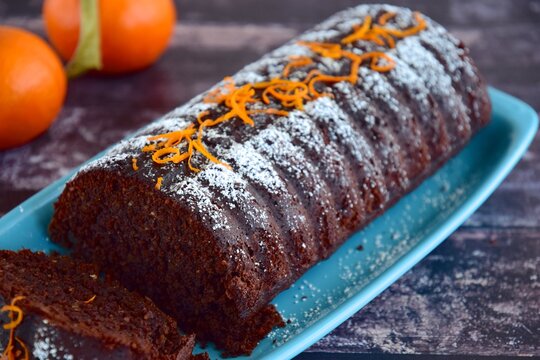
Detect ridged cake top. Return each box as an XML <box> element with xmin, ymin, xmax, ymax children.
<box><xmin>76</xmin><ymin>4</ymin><xmax>480</xmax><ymax>254</ymax></box>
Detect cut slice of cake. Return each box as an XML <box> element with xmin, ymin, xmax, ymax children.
<box><xmin>0</xmin><ymin>250</ymin><xmax>200</xmax><ymax>360</ymax></box>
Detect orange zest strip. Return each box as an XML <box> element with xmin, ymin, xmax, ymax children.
<box><xmin>1</xmin><ymin>296</ymin><xmax>26</xmax><ymax>360</ymax></box>
<box><xmin>1</xmin><ymin>297</ymin><xmax>25</xmax><ymax>330</ymax></box>
<box><xmin>152</xmin><ymin>147</ymin><xmax>182</xmax><ymax>164</ymax></box>
<box><xmin>299</xmin><ymin>43</ymin><xmax>396</xmax><ymax>92</ymax></box>
<box><xmin>303</xmin><ymin>69</ymin><xmax>322</xmax><ymax>83</ymax></box>
<box><xmin>229</xmin><ymin>84</ymin><xmax>257</xmax><ymax>126</ymax></box>
<box><xmin>346</xmin><ymin>54</ymin><xmax>362</xmax><ymax>84</ymax></box>
<box><xmin>282</xmin><ymin>55</ymin><xmax>313</xmax><ymax>77</ymax></box>
<box><xmin>147</xmin><ymin>125</ymin><xmax>196</xmax><ymax>148</ymax></box>
<box><xmin>193</xmin><ymin>141</ymin><xmax>231</xmax><ymax>170</ymax></box>
<box><xmin>142</xmin><ymin>10</ymin><xmax>426</xmax><ymax>174</ymax></box>
<box><xmin>197</xmin><ymin>110</ymin><xmax>211</xmax><ymax>125</ymax></box>
<box><xmin>342</xmin><ymin>11</ymin><xmax>425</xmax><ymax>47</ymax></box>
<box><xmin>142</xmin><ymin>144</ymin><xmax>157</xmax><ymax>152</ymax></box>
<box><xmin>255</xmin><ymin>79</ymin><xmax>311</xmax><ymax>110</ymax></box>
<box><xmin>187</xmin><ymin>141</ymin><xmax>199</xmax><ymax>173</ymax></box>
<box><xmin>155</xmin><ymin>177</ymin><xmax>163</xmax><ymax>190</ymax></box>
<box><xmin>1</xmin><ymin>305</ymin><xmax>23</xmax><ymax>330</ymax></box>
<box><xmin>368</xmin><ymin>52</ymin><xmax>395</xmax><ymax>72</ymax></box>
<box><xmin>197</xmin><ymin>115</ymin><xmax>230</xmax><ymax>142</ymax></box>
<box><xmin>371</xmin><ymin>27</ymin><xmax>396</xmax><ymax>48</ymax></box>
<box><xmin>381</xmin><ymin>12</ymin><xmax>426</xmax><ymax>38</ymax></box>
<box><xmin>132</xmin><ymin>158</ymin><xmax>139</xmax><ymax>171</ymax></box>
<box><xmin>297</xmin><ymin>41</ymin><xmax>343</xmax><ymax>59</ymax></box>
<box><xmin>378</xmin><ymin>11</ymin><xmax>396</xmax><ymax>25</ymax></box>
<box><xmin>247</xmin><ymin>109</ymin><xmax>289</xmax><ymax>117</ymax></box>
<box><xmin>83</xmin><ymin>295</ymin><xmax>97</xmax><ymax>304</ymax></box>
<box><xmin>308</xmin><ymin>74</ymin><xmax>349</xmax><ymax>98</ymax></box>
<box><xmin>341</xmin><ymin>15</ymin><xmax>372</xmax><ymax>44</ymax></box>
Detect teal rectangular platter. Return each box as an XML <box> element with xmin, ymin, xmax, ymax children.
<box><xmin>0</xmin><ymin>88</ymin><xmax>537</xmax><ymax>359</ymax></box>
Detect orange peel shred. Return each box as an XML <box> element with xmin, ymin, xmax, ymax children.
<box><xmin>155</xmin><ymin>176</ymin><xmax>163</xmax><ymax>190</ymax></box>
<box><xmin>1</xmin><ymin>296</ymin><xmax>28</xmax><ymax>360</ymax></box>
<box><xmin>83</xmin><ymin>295</ymin><xmax>97</xmax><ymax>304</ymax></box>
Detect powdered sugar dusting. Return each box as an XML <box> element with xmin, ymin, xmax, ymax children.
<box><xmin>32</xmin><ymin>319</ymin><xmax>75</xmax><ymax>360</ymax></box>
<box><xmin>395</xmin><ymin>37</ymin><xmax>453</xmax><ymax>99</ymax></box>
<box><xmin>304</xmin><ymin>96</ymin><xmax>390</xmax><ymax>202</ymax></box>
<box><xmin>249</xmin><ymin>125</ymin><xmax>328</xmax><ymax>210</ymax></box>
<box><xmin>199</xmin><ymin>164</ymin><xmax>269</xmax><ymax>225</ymax></box>
<box><xmin>419</xmin><ymin>20</ymin><xmax>476</xmax><ymax>82</ymax></box>
<box><xmin>223</xmin><ymin>141</ymin><xmax>287</xmax><ymax>197</ymax></box>
<box><xmin>167</xmin><ymin>177</ymin><xmax>231</xmax><ymax>232</ymax></box>
<box><xmin>388</xmin><ymin>56</ymin><xmax>431</xmax><ymax>108</ymax></box>
<box><xmin>359</xmin><ymin>67</ymin><xmax>401</xmax><ymax>114</ymax></box>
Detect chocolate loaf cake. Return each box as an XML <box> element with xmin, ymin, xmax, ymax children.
<box><xmin>49</xmin><ymin>4</ymin><xmax>491</xmax><ymax>356</ymax></box>
<box><xmin>0</xmin><ymin>250</ymin><xmax>200</xmax><ymax>359</ymax></box>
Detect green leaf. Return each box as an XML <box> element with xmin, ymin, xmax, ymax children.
<box><xmin>66</xmin><ymin>0</ymin><xmax>102</xmax><ymax>78</ymax></box>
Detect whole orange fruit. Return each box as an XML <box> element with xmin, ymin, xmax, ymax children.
<box><xmin>43</xmin><ymin>0</ymin><xmax>176</xmax><ymax>74</ymax></box>
<box><xmin>0</xmin><ymin>26</ymin><xmax>67</xmax><ymax>150</ymax></box>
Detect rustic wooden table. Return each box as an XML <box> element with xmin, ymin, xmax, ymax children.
<box><xmin>1</xmin><ymin>0</ymin><xmax>539</xmax><ymax>358</ymax></box>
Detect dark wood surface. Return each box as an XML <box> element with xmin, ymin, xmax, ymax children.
<box><xmin>1</xmin><ymin>0</ymin><xmax>539</xmax><ymax>358</ymax></box>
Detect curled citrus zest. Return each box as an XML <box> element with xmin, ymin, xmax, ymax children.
<box><xmin>197</xmin><ymin>114</ymin><xmax>232</xmax><ymax>144</ymax></box>
<box><xmin>247</xmin><ymin>109</ymin><xmax>289</xmax><ymax>117</ymax></box>
<box><xmin>132</xmin><ymin>158</ymin><xmax>139</xmax><ymax>171</ymax></box>
<box><xmin>229</xmin><ymin>84</ymin><xmax>257</xmax><ymax>126</ymax></box>
<box><xmin>142</xmin><ymin>11</ymin><xmax>426</xmax><ymax>173</ymax></box>
<box><xmin>142</xmin><ymin>144</ymin><xmax>157</xmax><ymax>152</ymax></box>
<box><xmin>282</xmin><ymin>55</ymin><xmax>313</xmax><ymax>77</ymax></box>
<box><xmin>308</xmin><ymin>73</ymin><xmax>349</xmax><ymax>98</ymax></box>
<box><xmin>187</xmin><ymin>141</ymin><xmax>199</xmax><ymax>173</ymax></box>
<box><xmin>378</xmin><ymin>11</ymin><xmax>396</xmax><ymax>25</ymax></box>
<box><xmin>341</xmin><ymin>15</ymin><xmax>373</xmax><ymax>44</ymax></box>
<box><xmin>366</xmin><ymin>52</ymin><xmax>395</xmax><ymax>72</ymax></box>
<box><xmin>147</xmin><ymin>125</ymin><xmax>196</xmax><ymax>148</ymax></box>
<box><xmin>83</xmin><ymin>295</ymin><xmax>96</xmax><ymax>304</ymax></box>
<box><xmin>1</xmin><ymin>297</ymin><xmax>24</xmax><ymax>330</ymax></box>
<box><xmin>155</xmin><ymin>177</ymin><xmax>163</xmax><ymax>190</ymax></box>
<box><xmin>342</xmin><ymin>11</ymin><xmax>425</xmax><ymax>48</ymax></box>
<box><xmin>297</xmin><ymin>41</ymin><xmax>343</xmax><ymax>59</ymax></box>
<box><xmin>145</xmin><ymin>78</ymin><xmax>293</xmax><ymax>172</ymax></box>
<box><xmin>2</xmin><ymin>296</ymin><xmax>26</xmax><ymax>360</ymax></box>
<box><xmin>1</xmin><ymin>305</ymin><xmax>23</xmax><ymax>330</ymax></box>
<box><xmin>197</xmin><ymin>110</ymin><xmax>211</xmax><ymax>125</ymax></box>
<box><xmin>193</xmin><ymin>141</ymin><xmax>231</xmax><ymax>170</ymax></box>
<box><xmin>253</xmin><ymin>78</ymin><xmax>311</xmax><ymax>110</ymax></box>
<box><xmin>300</xmin><ymin>42</ymin><xmax>396</xmax><ymax>93</ymax></box>
<box><xmin>303</xmin><ymin>69</ymin><xmax>322</xmax><ymax>83</ymax></box>
<box><xmin>152</xmin><ymin>147</ymin><xmax>182</xmax><ymax>164</ymax></box>
<box><xmin>381</xmin><ymin>12</ymin><xmax>426</xmax><ymax>38</ymax></box>
<box><xmin>371</xmin><ymin>27</ymin><xmax>396</xmax><ymax>48</ymax></box>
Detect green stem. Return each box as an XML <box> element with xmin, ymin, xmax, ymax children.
<box><xmin>66</xmin><ymin>0</ymin><xmax>102</xmax><ymax>78</ymax></box>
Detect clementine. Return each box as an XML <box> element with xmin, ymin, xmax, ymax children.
<box><xmin>0</xmin><ymin>26</ymin><xmax>67</xmax><ymax>150</ymax></box>
<box><xmin>43</xmin><ymin>0</ymin><xmax>177</xmax><ymax>74</ymax></box>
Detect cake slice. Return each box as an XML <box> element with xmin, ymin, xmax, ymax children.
<box><xmin>0</xmin><ymin>250</ymin><xmax>200</xmax><ymax>359</ymax></box>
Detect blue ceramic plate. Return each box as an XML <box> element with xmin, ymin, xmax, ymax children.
<box><xmin>0</xmin><ymin>88</ymin><xmax>537</xmax><ymax>359</ymax></box>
